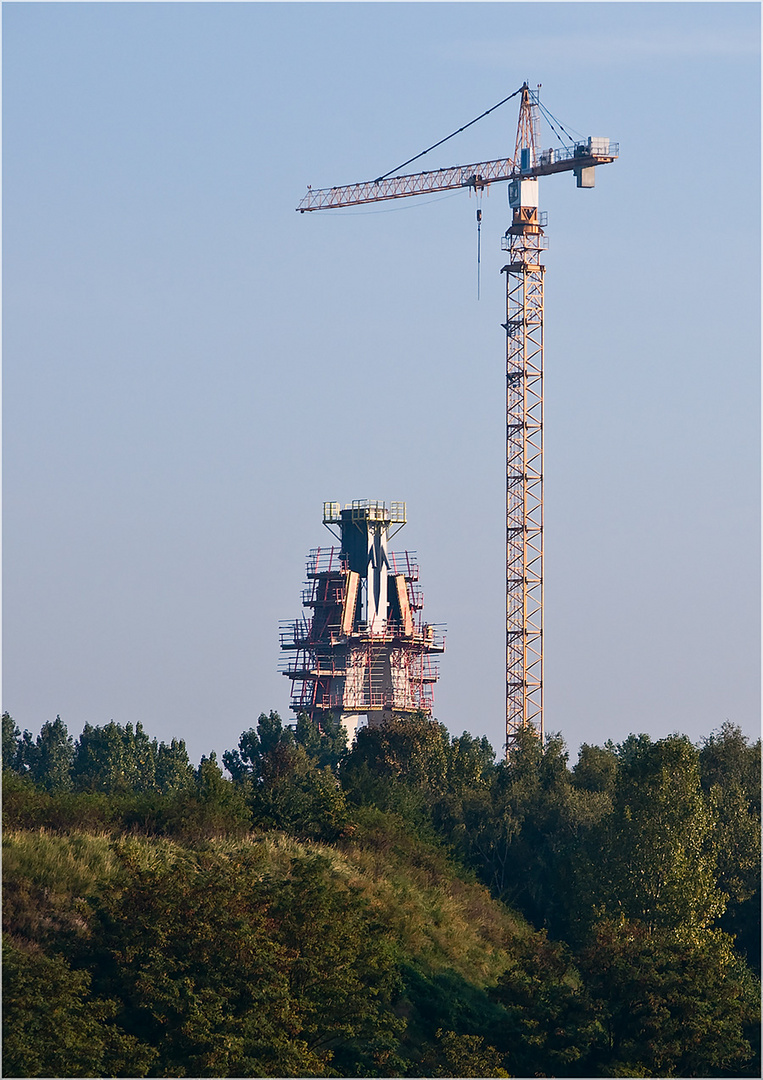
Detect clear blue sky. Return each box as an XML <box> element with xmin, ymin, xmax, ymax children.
<box><xmin>4</xmin><ymin>2</ymin><xmax>760</xmax><ymax>765</ymax></box>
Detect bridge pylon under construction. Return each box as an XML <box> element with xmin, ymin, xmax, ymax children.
<box><xmin>280</xmin><ymin>501</ymin><xmax>445</xmax><ymax>742</ymax></box>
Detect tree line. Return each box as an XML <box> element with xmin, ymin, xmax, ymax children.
<box><xmin>3</xmin><ymin>709</ymin><xmax>760</xmax><ymax>1077</ymax></box>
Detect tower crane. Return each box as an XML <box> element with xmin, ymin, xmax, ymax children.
<box><xmin>297</xmin><ymin>83</ymin><xmax>617</xmax><ymax>755</ymax></box>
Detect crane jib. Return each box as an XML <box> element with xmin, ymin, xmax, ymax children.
<box><xmin>296</xmin><ymin>146</ymin><xmax>618</xmax><ymax>212</ymax></box>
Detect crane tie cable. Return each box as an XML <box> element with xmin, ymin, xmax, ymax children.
<box><xmin>536</xmin><ymin>100</ymin><xmax>580</xmax><ymax>147</ymax></box>
<box><xmin>374</xmin><ymin>85</ymin><xmax>525</xmax><ymax>183</ymax></box>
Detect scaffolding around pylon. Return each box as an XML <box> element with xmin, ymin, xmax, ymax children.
<box><xmin>280</xmin><ymin>503</ymin><xmax>444</xmax><ymax>737</ymax></box>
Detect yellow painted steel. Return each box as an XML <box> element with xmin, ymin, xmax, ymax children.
<box><xmin>341</xmin><ymin>571</ymin><xmax>360</xmax><ymax>634</ymax></box>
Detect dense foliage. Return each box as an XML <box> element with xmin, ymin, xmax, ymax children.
<box><xmin>3</xmin><ymin>709</ymin><xmax>760</xmax><ymax>1077</ymax></box>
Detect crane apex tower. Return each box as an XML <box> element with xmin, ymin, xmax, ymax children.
<box><xmin>280</xmin><ymin>501</ymin><xmax>444</xmax><ymax>741</ymax></box>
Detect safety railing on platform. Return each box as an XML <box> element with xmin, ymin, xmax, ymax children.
<box><xmin>388</xmin><ymin>550</ymin><xmax>419</xmax><ymax>580</ymax></box>
<box><xmin>306</xmin><ymin>547</ymin><xmax>347</xmax><ymax>577</ymax></box>
<box><xmin>301</xmin><ymin>576</ymin><xmax>346</xmax><ymax>607</ymax></box>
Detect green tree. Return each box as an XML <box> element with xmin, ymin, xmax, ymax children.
<box><xmin>2</xmin><ymin>712</ymin><xmax>20</xmax><ymax>771</ymax></box>
<box><xmin>579</xmin><ymin>919</ymin><xmax>760</xmax><ymax>1077</ymax></box>
<box><xmin>572</xmin><ymin>741</ymin><xmax>618</xmax><ymax>796</ymax></box>
<box><xmin>2</xmin><ymin>938</ymin><xmax>156</xmax><ymax>1078</ymax></box>
<box><xmin>593</xmin><ymin>734</ymin><xmax>726</xmax><ymax>932</ymax></box>
<box><xmin>340</xmin><ymin>715</ymin><xmax>490</xmax><ymax>844</ymax></box>
<box><xmin>294</xmin><ymin>710</ymin><xmax>348</xmax><ymax>772</ymax></box>
<box><xmin>445</xmin><ymin>730</ymin><xmax>496</xmax><ymax>794</ymax></box>
<box><xmin>223</xmin><ymin>711</ymin><xmax>297</xmax><ymax>784</ymax></box>
<box><xmin>464</xmin><ymin>726</ymin><xmax>553</xmax><ymax>912</ymax></box>
<box><xmin>14</xmin><ymin>728</ymin><xmax>38</xmax><ymax>777</ymax></box>
<box><xmin>700</xmin><ymin>723</ymin><xmax>761</xmax><ymax>967</ymax></box>
<box><xmin>155</xmin><ymin>736</ymin><xmax>194</xmax><ymax>794</ymax></box>
<box><xmin>73</xmin><ymin>721</ymin><xmax>158</xmax><ymax>793</ymax></box>
<box><xmin>224</xmin><ymin>715</ymin><xmax>348</xmax><ymax>841</ymax></box>
<box><xmin>84</xmin><ymin>843</ymin><xmax>317</xmax><ymax>1077</ymax></box>
<box><xmin>457</xmin><ymin>727</ymin><xmax>604</xmax><ymax>939</ymax></box>
<box><xmin>29</xmin><ymin>716</ymin><xmax>75</xmax><ymax>791</ymax></box>
<box><xmin>419</xmin><ymin>1029</ymin><xmax>510</xmax><ymax>1078</ymax></box>
<box><xmin>700</xmin><ymin>722</ymin><xmax>761</xmax><ymax>801</ymax></box>
<box><xmin>177</xmin><ymin>752</ymin><xmax>251</xmax><ymax>837</ymax></box>
<box><xmin>489</xmin><ymin>931</ymin><xmax>597</xmax><ymax>1077</ymax></box>
<box><xmin>84</xmin><ymin>843</ymin><xmax>403</xmax><ymax>1077</ymax></box>
<box><xmin>345</xmin><ymin>714</ymin><xmax>450</xmax><ymax>791</ymax></box>
<box><xmin>268</xmin><ymin>852</ymin><xmax>404</xmax><ymax>1076</ymax></box>
<box><xmin>250</xmin><ymin>745</ymin><xmax>349</xmax><ymax>842</ymax></box>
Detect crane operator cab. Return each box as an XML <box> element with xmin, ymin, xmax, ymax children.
<box><xmin>508</xmin><ymin>178</ymin><xmax>539</xmax><ymax>209</ymax></box>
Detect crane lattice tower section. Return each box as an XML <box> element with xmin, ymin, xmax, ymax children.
<box><xmin>280</xmin><ymin>501</ymin><xmax>445</xmax><ymax>742</ymax></box>
<box><xmin>503</xmin><ymin>89</ymin><xmax>547</xmax><ymax>750</ymax></box>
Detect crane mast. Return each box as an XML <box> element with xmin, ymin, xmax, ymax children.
<box><xmin>503</xmin><ymin>87</ymin><xmax>546</xmax><ymax>751</ymax></box>
<box><xmin>297</xmin><ymin>83</ymin><xmax>617</xmax><ymax>756</ymax></box>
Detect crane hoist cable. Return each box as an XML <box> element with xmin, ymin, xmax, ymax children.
<box><xmin>476</xmin><ymin>196</ymin><xmax>483</xmax><ymax>301</ymax></box>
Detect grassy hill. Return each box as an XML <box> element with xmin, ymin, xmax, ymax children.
<box><xmin>3</xmin><ymin>816</ymin><xmax>535</xmax><ymax>1077</ymax></box>
<box><xmin>3</xmin><ymin>711</ymin><xmax>760</xmax><ymax>1077</ymax></box>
